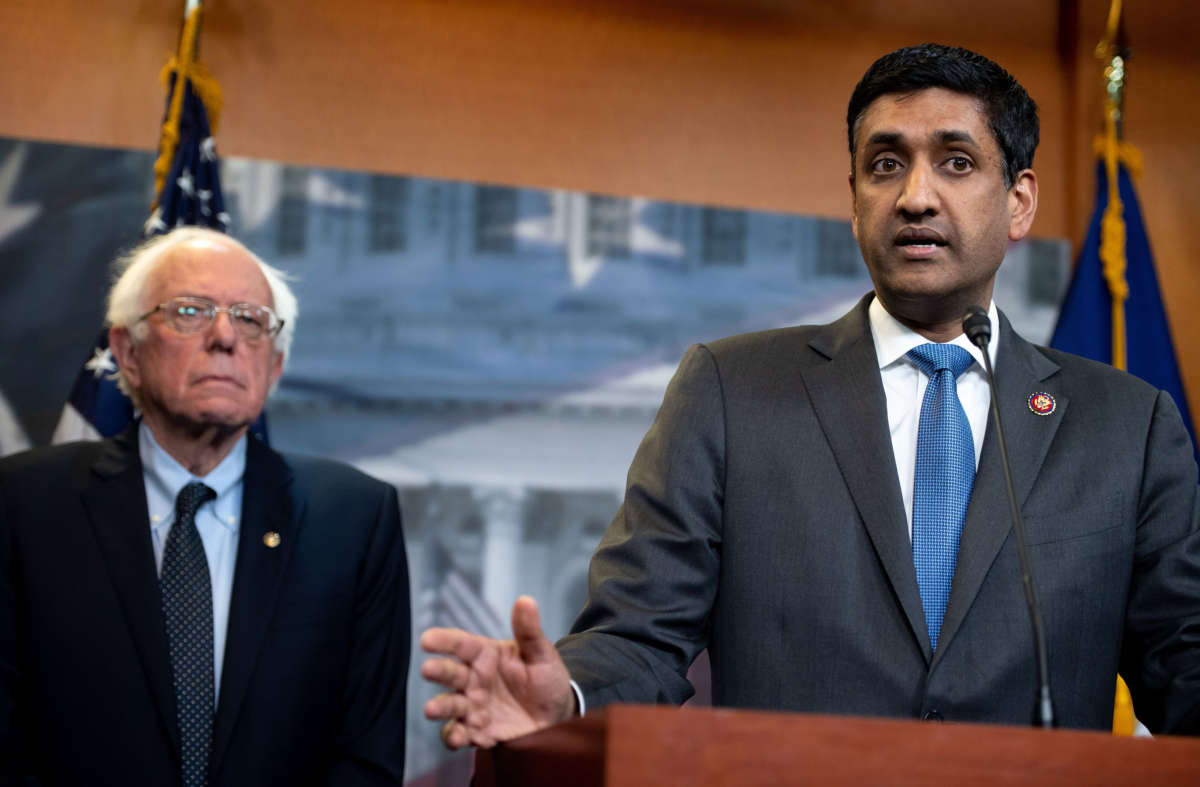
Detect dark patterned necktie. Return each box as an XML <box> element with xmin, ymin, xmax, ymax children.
<box><xmin>907</xmin><ymin>343</ymin><xmax>976</xmax><ymax>653</ymax></box>
<box><xmin>161</xmin><ymin>481</ymin><xmax>217</xmax><ymax>787</ymax></box>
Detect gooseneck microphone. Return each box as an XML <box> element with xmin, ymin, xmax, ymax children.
<box><xmin>963</xmin><ymin>305</ymin><xmax>1055</xmax><ymax>729</ymax></box>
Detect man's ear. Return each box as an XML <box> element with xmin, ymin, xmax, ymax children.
<box><xmin>1007</xmin><ymin>169</ymin><xmax>1038</xmax><ymax>242</ymax></box>
<box><xmin>268</xmin><ymin>351</ymin><xmax>284</xmax><ymax>389</ymax></box>
<box><xmin>108</xmin><ymin>326</ymin><xmax>141</xmax><ymax>390</ymax></box>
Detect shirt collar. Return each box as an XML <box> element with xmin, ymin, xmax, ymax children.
<box><xmin>867</xmin><ymin>295</ymin><xmax>999</xmax><ymax>373</ymax></box>
<box><xmin>140</xmin><ymin>422</ymin><xmax>247</xmax><ymax>531</ymax></box>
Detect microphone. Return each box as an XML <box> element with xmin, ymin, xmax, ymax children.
<box><xmin>962</xmin><ymin>306</ymin><xmax>1055</xmax><ymax>729</ymax></box>
<box><xmin>962</xmin><ymin>306</ymin><xmax>991</xmax><ymax>348</ymax></box>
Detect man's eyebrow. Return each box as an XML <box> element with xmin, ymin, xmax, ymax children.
<box><xmin>935</xmin><ymin>129</ymin><xmax>978</xmax><ymax>147</ymax></box>
<box><xmin>864</xmin><ymin>131</ymin><xmax>902</xmax><ymax>149</ymax></box>
<box><xmin>863</xmin><ymin>129</ymin><xmax>981</xmax><ymax>149</ymax></box>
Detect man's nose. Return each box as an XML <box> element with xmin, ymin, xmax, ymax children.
<box><xmin>896</xmin><ymin>162</ymin><xmax>939</xmax><ymax>218</ymax></box>
<box><xmin>205</xmin><ymin>309</ymin><xmax>238</xmax><ymax>349</ymax></box>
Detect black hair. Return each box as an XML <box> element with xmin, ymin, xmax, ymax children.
<box><xmin>846</xmin><ymin>43</ymin><xmax>1039</xmax><ymax>188</ymax></box>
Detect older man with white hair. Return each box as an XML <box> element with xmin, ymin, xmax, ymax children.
<box><xmin>0</xmin><ymin>228</ymin><xmax>410</xmax><ymax>787</ymax></box>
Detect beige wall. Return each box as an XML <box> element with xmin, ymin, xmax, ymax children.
<box><xmin>1</xmin><ymin>0</ymin><xmax>1197</xmax><ymax>421</ymax></box>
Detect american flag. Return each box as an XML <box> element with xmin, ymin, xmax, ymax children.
<box><xmin>53</xmin><ymin>0</ymin><xmax>266</xmax><ymax>444</ymax></box>
<box><xmin>143</xmin><ymin>0</ymin><xmax>229</xmax><ymax>237</ymax></box>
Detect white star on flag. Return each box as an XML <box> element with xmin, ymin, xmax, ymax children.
<box><xmin>84</xmin><ymin>347</ymin><xmax>118</xmax><ymax>379</ymax></box>
<box><xmin>200</xmin><ymin>136</ymin><xmax>217</xmax><ymax>161</ymax></box>
<box><xmin>176</xmin><ymin>168</ymin><xmax>195</xmax><ymax>196</ymax></box>
<box><xmin>144</xmin><ymin>207</ymin><xmax>168</xmax><ymax>235</ymax></box>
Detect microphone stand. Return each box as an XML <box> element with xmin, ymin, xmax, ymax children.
<box><xmin>963</xmin><ymin>307</ymin><xmax>1055</xmax><ymax>729</ymax></box>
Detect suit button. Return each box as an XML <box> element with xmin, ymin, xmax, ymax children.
<box><xmin>921</xmin><ymin>710</ymin><xmax>944</xmax><ymax>722</ymax></box>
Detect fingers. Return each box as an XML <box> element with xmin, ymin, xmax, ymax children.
<box><xmin>511</xmin><ymin>595</ymin><xmax>556</xmax><ymax>664</ymax></box>
<box><xmin>420</xmin><ymin>627</ymin><xmax>487</xmax><ymax>662</ymax></box>
<box><xmin>420</xmin><ymin>656</ymin><xmax>471</xmax><ymax>692</ymax></box>
<box><xmin>420</xmin><ymin>601</ymin><xmax>561</xmax><ymax>751</ymax></box>
<box><xmin>423</xmin><ymin>690</ymin><xmax>473</xmax><ymax>722</ymax></box>
<box><xmin>440</xmin><ymin>720</ymin><xmax>496</xmax><ymax>751</ymax></box>
<box><xmin>440</xmin><ymin>720</ymin><xmax>470</xmax><ymax>750</ymax></box>
<box><xmin>427</xmin><ymin>695</ymin><xmax>497</xmax><ymax>750</ymax></box>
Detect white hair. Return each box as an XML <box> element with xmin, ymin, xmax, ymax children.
<box><xmin>105</xmin><ymin>227</ymin><xmax>299</xmax><ymax>403</ymax></box>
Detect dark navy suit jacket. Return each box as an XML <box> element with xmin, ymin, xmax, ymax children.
<box><xmin>0</xmin><ymin>425</ymin><xmax>410</xmax><ymax>786</ymax></box>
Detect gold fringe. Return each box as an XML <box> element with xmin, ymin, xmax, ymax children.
<box><xmin>151</xmin><ymin>6</ymin><xmax>222</xmax><ymax>212</ymax></box>
<box><xmin>1099</xmin><ymin>112</ymin><xmax>1128</xmax><ymax>372</ymax></box>
<box><xmin>1091</xmin><ymin>137</ymin><xmax>1142</xmax><ymax>178</ymax></box>
<box><xmin>1094</xmin><ymin>0</ymin><xmax>1129</xmax><ymax>374</ymax></box>
<box><xmin>159</xmin><ymin>58</ymin><xmax>223</xmax><ymax>135</ymax></box>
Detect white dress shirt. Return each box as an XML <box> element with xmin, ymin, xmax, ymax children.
<box><xmin>140</xmin><ymin>423</ymin><xmax>245</xmax><ymax>706</ymax></box>
<box><xmin>867</xmin><ymin>296</ymin><xmax>998</xmax><ymax>537</ymax></box>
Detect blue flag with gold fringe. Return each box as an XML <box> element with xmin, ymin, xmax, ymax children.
<box><xmin>1049</xmin><ymin>160</ymin><xmax>1197</xmax><ymax>473</ymax></box>
<box><xmin>1051</xmin><ymin>0</ymin><xmax>1195</xmax><ymax>737</ymax></box>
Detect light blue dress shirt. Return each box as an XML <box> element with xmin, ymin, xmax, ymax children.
<box><xmin>140</xmin><ymin>423</ymin><xmax>245</xmax><ymax>707</ymax></box>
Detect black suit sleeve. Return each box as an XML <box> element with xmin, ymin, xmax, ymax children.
<box><xmin>1120</xmin><ymin>390</ymin><xmax>1200</xmax><ymax>734</ymax></box>
<box><xmin>327</xmin><ymin>482</ymin><xmax>411</xmax><ymax>786</ymax></box>
<box><xmin>0</xmin><ymin>469</ymin><xmax>43</xmax><ymax>786</ymax></box>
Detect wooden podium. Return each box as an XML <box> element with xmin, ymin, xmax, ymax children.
<box><xmin>473</xmin><ymin>704</ymin><xmax>1200</xmax><ymax>786</ymax></box>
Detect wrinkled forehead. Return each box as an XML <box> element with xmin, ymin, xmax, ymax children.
<box><xmin>146</xmin><ymin>239</ymin><xmax>275</xmax><ymax>308</ymax></box>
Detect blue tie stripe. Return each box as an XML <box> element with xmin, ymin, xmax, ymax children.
<box><xmin>907</xmin><ymin>343</ymin><xmax>975</xmax><ymax>653</ymax></box>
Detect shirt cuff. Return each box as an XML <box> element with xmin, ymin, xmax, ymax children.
<box><xmin>569</xmin><ymin>679</ymin><xmax>586</xmax><ymax>716</ymax></box>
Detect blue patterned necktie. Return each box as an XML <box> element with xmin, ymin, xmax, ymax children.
<box><xmin>161</xmin><ymin>481</ymin><xmax>217</xmax><ymax>787</ymax></box>
<box><xmin>907</xmin><ymin>343</ymin><xmax>976</xmax><ymax>652</ymax></box>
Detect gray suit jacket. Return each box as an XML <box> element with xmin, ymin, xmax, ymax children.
<box><xmin>558</xmin><ymin>294</ymin><xmax>1200</xmax><ymax>733</ymax></box>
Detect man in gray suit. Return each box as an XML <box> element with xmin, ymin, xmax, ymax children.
<box><xmin>420</xmin><ymin>44</ymin><xmax>1200</xmax><ymax>743</ymax></box>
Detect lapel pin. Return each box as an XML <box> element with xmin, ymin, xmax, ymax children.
<box><xmin>1028</xmin><ymin>392</ymin><xmax>1056</xmax><ymax>416</ymax></box>
<box><xmin>263</xmin><ymin>531</ymin><xmax>282</xmax><ymax>548</ymax></box>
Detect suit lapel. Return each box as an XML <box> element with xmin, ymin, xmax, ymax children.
<box><xmin>81</xmin><ymin>424</ymin><xmax>181</xmax><ymax>755</ymax></box>
<box><xmin>210</xmin><ymin>435</ymin><xmax>298</xmax><ymax>773</ymax></box>
<box><xmin>801</xmin><ymin>295</ymin><xmax>933</xmax><ymax>659</ymax></box>
<box><xmin>934</xmin><ymin>313</ymin><xmax>1065</xmax><ymax>666</ymax></box>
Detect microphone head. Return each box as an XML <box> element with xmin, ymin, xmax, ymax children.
<box><xmin>962</xmin><ymin>306</ymin><xmax>991</xmax><ymax>348</ymax></box>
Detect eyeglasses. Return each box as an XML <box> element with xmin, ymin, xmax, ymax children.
<box><xmin>139</xmin><ymin>297</ymin><xmax>284</xmax><ymax>342</ymax></box>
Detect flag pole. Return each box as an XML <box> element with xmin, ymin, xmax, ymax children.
<box><xmin>151</xmin><ymin>0</ymin><xmax>205</xmax><ymax>214</ymax></box>
<box><xmin>52</xmin><ymin>0</ymin><xmax>246</xmax><ymax>445</ymax></box>
<box><xmin>1096</xmin><ymin>1</ymin><xmax>1139</xmax><ymax>735</ymax></box>
<box><xmin>1095</xmin><ymin>0</ymin><xmax>1131</xmax><ymax>371</ymax></box>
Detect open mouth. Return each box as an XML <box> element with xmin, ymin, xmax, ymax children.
<box><xmin>895</xmin><ymin>228</ymin><xmax>948</xmax><ymax>255</ymax></box>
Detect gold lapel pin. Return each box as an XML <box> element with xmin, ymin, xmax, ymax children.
<box><xmin>263</xmin><ymin>531</ymin><xmax>282</xmax><ymax>548</ymax></box>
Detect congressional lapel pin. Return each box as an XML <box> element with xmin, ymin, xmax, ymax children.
<box><xmin>1028</xmin><ymin>392</ymin><xmax>1056</xmax><ymax>416</ymax></box>
<box><xmin>263</xmin><ymin>531</ymin><xmax>282</xmax><ymax>548</ymax></box>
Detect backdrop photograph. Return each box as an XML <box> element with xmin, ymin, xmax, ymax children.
<box><xmin>0</xmin><ymin>133</ymin><xmax>1071</xmax><ymax>783</ymax></box>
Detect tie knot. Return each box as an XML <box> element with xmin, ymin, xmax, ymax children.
<box><xmin>907</xmin><ymin>343</ymin><xmax>974</xmax><ymax>378</ymax></box>
<box><xmin>175</xmin><ymin>482</ymin><xmax>216</xmax><ymax>522</ymax></box>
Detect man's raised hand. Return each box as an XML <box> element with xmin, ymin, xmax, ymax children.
<box><xmin>420</xmin><ymin>595</ymin><xmax>576</xmax><ymax>749</ymax></box>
